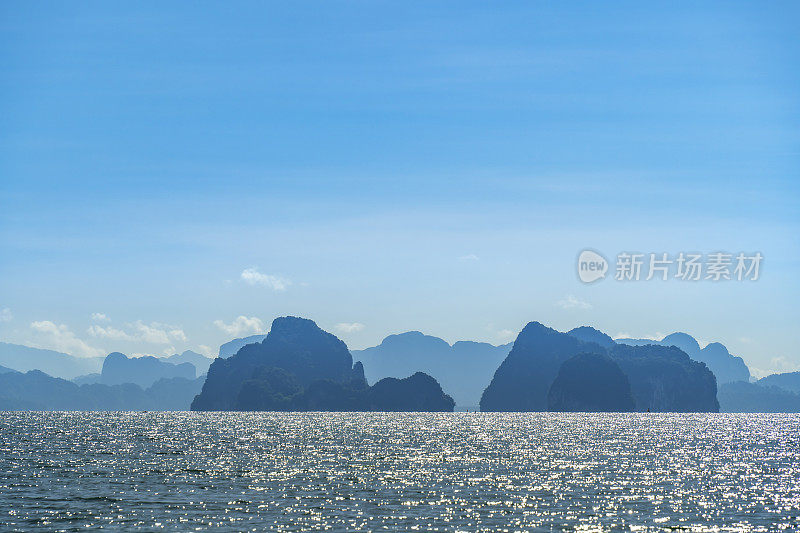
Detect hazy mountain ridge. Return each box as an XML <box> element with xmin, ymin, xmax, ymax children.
<box><xmin>0</xmin><ymin>370</ymin><xmax>205</xmax><ymax>411</ymax></box>
<box><xmin>718</xmin><ymin>381</ymin><xmax>800</xmax><ymax>413</ymax></box>
<box><xmin>3</xmin><ymin>320</ymin><xmax>797</xmax><ymax>412</ymax></box>
<box><xmin>716</xmin><ymin>371</ymin><xmax>800</xmax><ymax>412</ymax></box>
<box><xmin>0</xmin><ymin>364</ymin><xmax>18</xmax><ymax>374</ymax></box>
<box><xmin>0</xmin><ymin>342</ymin><xmax>103</xmax><ymax>379</ymax></box>
<box><xmin>101</xmin><ymin>352</ymin><xmax>196</xmax><ymax>388</ymax></box>
<box><xmin>164</xmin><ymin>350</ymin><xmax>213</xmax><ymax>374</ymax></box>
<box><xmin>218</xmin><ymin>335</ymin><xmax>267</xmax><ymax>358</ymax></box>
<box><xmin>757</xmin><ymin>371</ymin><xmax>800</xmax><ymax>394</ymax></box>
<box><xmin>352</xmin><ymin>332</ymin><xmax>511</xmax><ymax>408</ymax></box>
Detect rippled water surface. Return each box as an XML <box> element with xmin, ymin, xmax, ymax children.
<box><xmin>1</xmin><ymin>412</ymin><xmax>799</xmax><ymax>531</ymax></box>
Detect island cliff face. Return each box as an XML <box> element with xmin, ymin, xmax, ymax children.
<box><xmin>191</xmin><ymin>317</ymin><xmax>454</xmax><ymax>412</ymax></box>
<box><xmin>368</xmin><ymin>372</ymin><xmax>454</xmax><ymax>412</ymax></box>
<box><xmin>609</xmin><ymin>344</ymin><xmax>719</xmax><ymax>412</ymax></box>
<box><xmin>481</xmin><ymin>322</ymin><xmax>719</xmax><ymax>413</ymax></box>
<box><xmin>480</xmin><ymin>322</ymin><xmax>606</xmax><ymax>412</ymax></box>
<box><xmin>547</xmin><ymin>353</ymin><xmax>635</xmax><ymax>412</ymax></box>
<box><xmin>616</xmin><ymin>332</ymin><xmax>749</xmax><ymax>385</ymax></box>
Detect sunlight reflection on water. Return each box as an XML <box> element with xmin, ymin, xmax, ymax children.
<box><xmin>1</xmin><ymin>412</ymin><xmax>799</xmax><ymax>531</ymax></box>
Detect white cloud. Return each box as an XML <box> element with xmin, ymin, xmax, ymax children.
<box><xmin>29</xmin><ymin>321</ymin><xmax>103</xmax><ymax>358</ymax></box>
<box><xmin>214</xmin><ymin>316</ymin><xmax>266</xmax><ymax>336</ymax></box>
<box><xmin>496</xmin><ymin>329</ymin><xmax>516</xmax><ymax>342</ymax></box>
<box><xmin>557</xmin><ymin>295</ymin><xmax>592</xmax><ymax>310</ymax></box>
<box><xmin>750</xmin><ymin>357</ymin><xmax>800</xmax><ymax>380</ymax></box>
<box><xmin>335</xmin><ymin>322</ymin><xmax>365</xmax><ymax>333</ymax></box>
<box><xmin>748</xmin><ymin>359</ymin><xmax>800</xmax><ymax>380</ymax></box>
<box><xmin>197</xmin><ymin>345</ymin><xmax>215</xmax><ymax>358</ymax></box>
<box><xmin>458</xmin><ymin>254</ymin><xmax>480</xmax><ymax>262</ymax></box>
<box><xmin>767</xmin><ymin>356</ymin><xmax>800</xmax><ymax>374</ymax></box>
<box><xmin>240</xmin><ymin>268</ymin><xmax>291</xmax><ymax>291</ymax></box>
<box><xmin>87</xmin><ymin>324</ymin><xmax>134</xmax><ymax>341</ymax></box>
<box><xmin>91</xmin><ymin>312</ymin><xmax>110</xmax><ymax>322</ymax></box>
<box><xmin>613</xmin><ymin>332</ymin><xmax>664</xmax><ymax>341</ymax></box>
<box><xmin>86</xmin><ymin>320</ymin><xmax>185</xmax><ymax>344</ymax></box>
<box><xmin>168</xmin><ymin>329</ymin><xmax>187</xmax><ymax>342</ymax></box>
<box><xmin>132</xmin><ymin>321</ymin><xmax>187</xmax><ymax>344</ymax></box>
<box><xmin>0</xmin><ymin>308</ymin><xmax>12</xmax><ymax>322</ymax></box>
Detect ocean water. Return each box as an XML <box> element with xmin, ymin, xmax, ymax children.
<box><xmin>1</xmin><ymin>413</ymin><xmax>799</xmax><ymax>532</ymax></box>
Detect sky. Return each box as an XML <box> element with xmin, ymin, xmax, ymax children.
<box><xmin>1</xmin><ymin>1</ymin><xmax>798</xmax><ymax>377</ymax></box>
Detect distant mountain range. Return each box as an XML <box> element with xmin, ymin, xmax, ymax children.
<box><xmin>0</xmin><ymin>342</ymin><xmax>103</xmax><ymax>379</ymax></box>
<box><xmin>2</xmin><ymin>318</ymin><xmax>798</xmax><ymax>412</ymax></box>
<box><xmin>218</xmin><ymin>335</ymin><xmax>266</xmax><ymax>358</ymax></box>
<box><xmin>99</xmin><ymin>352</ymin><xmax>197</xmax><ymax>388</ymax></box>
<box><xmin>718</xmin><ymin>381</ymin><xmax>800</xmax><ymax>413</ymax></box>
<box><xmin>0</xmin><ymin>370</ymin><xmax>204</xmax><ymax>410</ymax></box>
<box><xmin>716</xmin><ymin>371</ymin><xmax>800</xmax><ymax>412</ymax></box>
<box><xmin>757</xmin><ymin>371</ymin><xmax>800</xmax><ymax>394</ymax></box>
<box><xmin>0</xmin><ymin>342</ymin><xmax>213</xmax><ymax>383</ymax></box>
<box><xmin>164</xmin><ymin>350</ymin><xmax>213</xmax><ymax>374</ymax></box>
<box><xmin>352</xmin><ymin>332</ymin><xmax>511</xmax><ymax>408</ymax></box>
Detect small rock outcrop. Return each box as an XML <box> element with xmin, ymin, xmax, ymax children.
<box><xmin>353</xmin><ymin>331</ymin><xmax>510</xmax><ymax>409</ymax></box>
<box><xmin>368</xmin><ymin>372</ymin><xmax>455</xmax><ymax>412</ymax></box>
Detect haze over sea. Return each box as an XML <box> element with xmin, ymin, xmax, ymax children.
<box><xmin>2</xmin><ymin>412</ymin><xmax>798</xmax><ymax>531</ymax></box>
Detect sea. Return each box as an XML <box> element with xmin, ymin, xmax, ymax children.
<box><xmin>1</xmin><ymin>412</ymin><xmax>798</xmax><ymax>531</ymax></box>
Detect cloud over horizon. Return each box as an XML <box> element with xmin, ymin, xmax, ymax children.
<box><xmin>557</xmin><ymin>295</ymin><xmax>592</xmax><ymax>310</ymax></box>
<box><xmin>87</xmin><ymin>324</ymin><xmax>134</xmax><ymax>341</ymax></box>
<box><xmin>240</xmin><ymin>268</ymin><xmax>291</xmax><ymax>291</ymax></box>
<box><xmin>335</xmin><ymin>322</ymin><xmax>365</xmax><ymax>333</ymax></box>
<box><xmin>132</xmin><ymin>321</ymin><xmax>187</xmax><ymax>344</ymax></box>
<box><xmin>29</xmin><ymin>320</ymin><xmax>103</xmax><ymax>358</ymax></box>
<box><xmin>214</xmin><ymin>316</ymin><xmax>266</xmax><ymax>336</ymax></box>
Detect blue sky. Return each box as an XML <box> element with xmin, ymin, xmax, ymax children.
<box><xmin>1</xmin><ymin>2</ymin><xmax>798</xmax><ymax>376</ymax></box>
